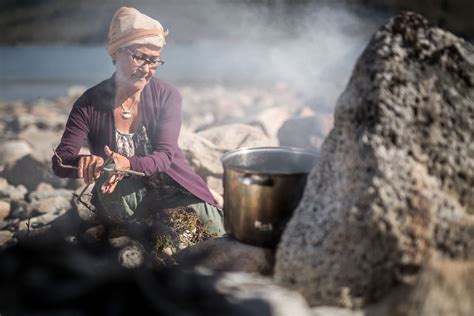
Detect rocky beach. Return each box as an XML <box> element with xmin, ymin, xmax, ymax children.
<box><xmin>1</xmin><ymin>9</ymin><xmax>473</xmax><ymax>316</ymax></box>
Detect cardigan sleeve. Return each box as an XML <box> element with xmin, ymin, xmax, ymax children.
<box><xmin>128</xmin><ymin>86</ymin><xmax>182</xmax><ymax>176</ymax></box>
<box><xmin>51</xmin><ymin>94</ymin><xmax>90</xmax><ymax>178</ymax></box>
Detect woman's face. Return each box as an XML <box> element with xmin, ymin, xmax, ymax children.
<box><xmin>113</xmin><ymin>44</ymin><xmax>163</xmax><ymax>92</ymax></box>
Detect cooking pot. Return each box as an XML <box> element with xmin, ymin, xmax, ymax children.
<box><xmin>221</xmin><ymin>146</ymin><xmax>318</xmax><ymax>248</ymax></box>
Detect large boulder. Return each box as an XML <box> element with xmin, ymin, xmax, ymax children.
<box><xmin>275</xmin><ymin>12</ymin><xmax>474</xmax><ymax>307</ymax></box>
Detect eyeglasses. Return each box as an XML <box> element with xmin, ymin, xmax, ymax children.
<box><xmin>123</xmin><ymin>47</ymin><xmax>165</xmax><ymax>69</ymax></box>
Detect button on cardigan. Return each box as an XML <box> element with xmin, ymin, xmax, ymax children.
<box><xmin>52</xmin><ymin>75</ymin><xmax>217</xmax><ymax>206</ymax></box>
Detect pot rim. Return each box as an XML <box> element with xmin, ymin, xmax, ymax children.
<box><xmin>221</xmin><ymin>146</ymin><xmax>319</xmax><ymax>175</ymax></box>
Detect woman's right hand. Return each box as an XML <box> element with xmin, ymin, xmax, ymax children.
<box><xmin>78</xmin><ymin>155</ymin><xmax>104</xmax><ymax>184</ymax></box>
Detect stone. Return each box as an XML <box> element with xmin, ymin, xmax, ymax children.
<box><xmin>27</xmin><ymin>195</ymin><xmax>71</xmax><ymax>215</ymax></box>
<box><xmin>0</xmin><ymin>178</ymin><xmax>8</xmax><ymax>190</ymax></box>
<box><xmin>206</xmin><ymin>176</ymin><xmax>223</xmax><ymax>196</ymax></box>
<box><xmin>118</xmin><ymin>241</ymin><xmax>146</xmax><ymax>269</ymax></box>
<box><xmin>178</xmin><ymin>129</ymin><xmax>225</xmax><ymax>178</ymax></box>
<box><xmin>311</xmin><ymin>307</ymin><xmax>364</xmax><ymax>316</ymax></box>
<box><xmin>215</xmin><ymin>272</ymin><xmax>312</xmax><ymax>316</ymax></box>
<box><xmin>0</xmin><ymin>230</ymin><xmax>14</xmax><ymax>247</ymax></box>
<box><xmin>18</xmin><ymin>210</ymin><xmax>66</xmax><ymax>232</ymax></box>
<box><xmin>28</xmin><ymin>189</ymin><xmax>73</xmax><ymax>201</ymax></box>
<box><xmin>18</xmin><ymin>127</ymin><xmax>63</xmax><ymax>162</ymax></box>
<box><xmin>278</xmin><ymin>115</ymin><xmax>332</xmax><ymax>149</ymax></box>
<box><xmin>2</xmin><ymin>154</ymin><xmax>68</xmax><ymax>191</ymax></box>
<box><xmin>0</xmin><ymin>139</ymin><xmax>32</xmax><ymax>166</ymax></box>
<box><xmin>109</xmin><ymin>236</ymin><xmax>132</xmax><ymax>248</ymax></box>
<box><xmin>0</xmin><ymin>200</ymin><xmax>11</xmax><ymax>221</ymax></box>
<box><xmin>0</xmin><ymin>184</ymin><xmax>27</xmax><ymax>201</ymax></box>
<box><xmin>84</xmin><ymin>225</ymin><xmax>105</xmax><ymax>242</ymax></box>
<box><xmin>367</xmin><ymin>257</ymin><xmax>474</xmax><ymax>316</ymax></box>
<box><xmin>275</xmin><ymin>12</ymin><xmax>474</xmax><ymax>308</ymax></box>
<box><xmin>254</xmin><ymin>107</ymin><xmax>291</xmax><ymax>140</ymax></box>
<box><xmin>198</xmin><ymin>123</ymin><xmax>277</xmax><ymax>151</ymax></box>
<box><xmin>8</xmin><ymin>200</ymin><xmax>30</xmax><ymax>220</ymax></box>
<box><xmin>176</xmin><ymin>236</ymin><xmax>274</xmax><ymax>275</ymax></box>
<box><xmin>35</xmin><ymin>182</ymin><xmax>55</xmax><ymax>192</ymax></box>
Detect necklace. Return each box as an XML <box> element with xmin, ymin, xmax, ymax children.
<box><xmin>120</xmin><ymin>102</ymin><xmax>135</xmax><ymax>119</ymax></box>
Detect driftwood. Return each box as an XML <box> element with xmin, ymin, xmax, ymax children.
<box><xmin>52</xmin><ymin>149</ymin><xmax>145</xmax><ymax>213</ymax></box>
<box><xmin>52</xmin><ymin>149</ymin><xmax>146</xmax><ymax>177</ymax></box>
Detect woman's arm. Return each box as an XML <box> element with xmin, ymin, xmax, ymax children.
<box><xmin>128</xmin><ymin>86</ymin><xmax>182</xmax><ymax>176</ymax></box>
<box><xmin>51</xmin><ymin>95</ymin><xmax>90</xmax><ymax>178</ymax></box>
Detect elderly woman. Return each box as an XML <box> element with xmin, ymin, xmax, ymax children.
<box><xmin>52</xmin><ymin>7</ymin><xmax>224</xmax><ymax>235</ymax></box>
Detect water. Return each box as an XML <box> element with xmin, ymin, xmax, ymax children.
<box><xmin>0</xmin><ymin>41</ymin><xmax>367</xmax><ymax>103</ymax></box>
<box><xmin>0</xmin><ymin>44</ymin><xmax>293</xmax><ymax>101</ymax></box>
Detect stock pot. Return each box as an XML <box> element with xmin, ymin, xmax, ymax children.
<box><xmin>221</xmin><ymin>147</ymin><xmax>318</xmax><ymax>247</ymax></box>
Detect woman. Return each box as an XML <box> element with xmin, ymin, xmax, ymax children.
<box><xmin>52</xmin><ymin>7</ymin><xmax>224</xmax><ymax>235</ymax></box>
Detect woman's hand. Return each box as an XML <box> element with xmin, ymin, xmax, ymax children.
<box><xmin>78</xmin><ymin>155</ymin><xmax>104</xmax><ymax>184</ymax></box>
<box><xmin>100</xmin><ymin>145</ymin><xmax>131</xmax><ymax>194</ymax></box>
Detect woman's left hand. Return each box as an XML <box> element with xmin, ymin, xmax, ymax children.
<box><xmin>101</xmin><ymin>145</ymin><xmax>131</xmax><ymax>194</ymax></box>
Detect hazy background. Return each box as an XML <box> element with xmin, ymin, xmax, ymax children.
<box><xmin>1</xmin><ymin>0</ymin><xmax>472</xmax><ymax>109</ymax></box>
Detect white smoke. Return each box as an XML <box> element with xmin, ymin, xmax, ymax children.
<box><xmin>141</xmin><ymin>1</ymin><xmax>385</xmax><ymax>111</ymax></box>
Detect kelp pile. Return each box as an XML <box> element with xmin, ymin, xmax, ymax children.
<box><xmin>149</xmin><ymin>207</ymin><xmax>216</xmax><ymax>265</ymax></box>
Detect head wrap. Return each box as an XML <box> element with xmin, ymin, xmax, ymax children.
<box><xmin>107</xmin><ymin>7</ymin><xmax>169</xmax><ymax>56</ymax></box>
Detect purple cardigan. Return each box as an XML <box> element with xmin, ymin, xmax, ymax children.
<box><xmin>52</xmin><ymin>75</ymin><xmax>217</xmax><ymax>206</ymax></box>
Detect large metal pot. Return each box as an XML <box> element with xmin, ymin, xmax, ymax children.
<box><xmin>221</xmin><ymin>146</ymin><xmax>318</xmax><ymax>248</ymax></box>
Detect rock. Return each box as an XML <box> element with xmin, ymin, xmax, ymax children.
<box><xmin>118</xmin><ymin>241</ymin><xmax>146</xmax><ymax>269</ymax></box>
<box><xmin>2</xmin><ymin>154</ymin><xmax>67</xmax><ymax>191</ymax></box>
<box><xmin>206</xmin><ymin>176</ymin><xmax>223</xmax><ymax>196</ymax></box>
<box><xmin>0</xmin><ymin>218</ymin><xmax>19</xmax><ymax>231</ymax></box>
<box><xmin>311</xmin><ymin>307</ymin><xmax>364</xmax><ymax>316</ymax></box>
<box><xmin>83</xmin><ymin>225</ymin><xmax>105</xmax><ymax>242</ymax></box>
<box><xmin>0</xmin><ymin>140</ymin><xmax>32</xmax><ymax>166</ymax></box>
<box><xmin>35</xmin><ymin>182</ymin><xmax>55</xmax><ymax>192</ymax></box>
<box><xmin>28</xmin><ymin>189</ymin><xmax>73</xmax><ymax>201</ymax></box>
<box><xmin>0</xmin><ymin>230</ymin><xmax>14</xmax><ymax>247</ymax></box>
<box><xmin>0</xmin><ymin>234</ymin><xmax>312</xmax><ymax>316</ymax></box>
<box><xmin>0</xmin><ymin>184</ymin><xmax>27</xmax><ymax>201</ymax></box>
<box><xmin>8</xmin><ymin>200</ymin><xmax>30</xmax><ymax>220</ymax></box>
<box><xmin>254</xmin><ymin>107</ymin><xmax>291</xmax><ymax>140</ymax></box>
<box><xmin>178</xmin><ymin>129</ymin><xmax>225</xmax><ymax>177</ymax></box>
<box><xmin>6</xmin><ymin>113</ymin><xmax>37</xmax><ymax>133</ymax></box>
<box><xmin>275</xmin><ymin>12</ymin><xmax>474</xmax><ymax>308</ymax></box>
<box><xmin>0</xmin><ymin>178</ymin><xmax>8</xmax><ymax>190</ymax></box>
<box><xmin>18</xmin><ymin>127</ymin><xmax>63</xmax><ymax>162</ymax></box>
<box><xmin>215</xmin><ymin>272</ymin><xmax>312</xmax><ymax>316</ymax></box>
<box><xmin>278</xmin><ymin>115</ymin><xmax>333</xmax><ymax>149</ymax></box>
<box><xmin>367</xmin><ymin>257</ymin><xmax>474</xmax><ymax>316</ymax></box>
<box><xmin>0</xmin><ymin>200</ymin><xmax>11</xmax><ymax>221</ymax></box>
<box><xmin>176</xmin><ymin>236</ymin><xmax>274</xmax><ymax>275</ymax></box>
<box><xmin>17</xmin><ymin>210</ymin><xmax>66</xmax><ymax>232</ymax></box>
<box><xmin>198</xmin><ymin>123</ymin><xmax>277</xmax><ymax>151</ymax></box>
<box><xmin>109</xmin><ymin>236</ymin><xmax>132</xmax><ymax>248</ymax></box>
<box><xmin>27</xmin><ymin>195</ymin><xmax>71</xmax><ymax>215</ymax></box>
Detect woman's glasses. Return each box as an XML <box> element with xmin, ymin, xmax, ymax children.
<box><xmin>123</xmin><ymin>47</ymin><xmax>165</xmax><ymax>69</ymax></box>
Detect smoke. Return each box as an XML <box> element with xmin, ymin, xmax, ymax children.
<box><xmin>1</xmin><ymin>0</ymin><xmax>389</xmax><ymax>110</ymax></box>
<box><xmin>140</xmin><ymin>0</ymin><xmax>386</xmax><ymax>111</ymax></box>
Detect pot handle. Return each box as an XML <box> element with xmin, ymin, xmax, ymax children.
<box><xmin>238</xmin><ymin>174</ymin><xmax>274</xmax><ymax>186</ymax></box>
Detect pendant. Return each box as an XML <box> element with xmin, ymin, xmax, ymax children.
<box><xmin>121</xmin><ymin>110</ymin><xmax>132</xmax><ymax>119</ymax></box>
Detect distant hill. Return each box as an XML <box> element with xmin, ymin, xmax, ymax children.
<box><xmin>1</xmin><ymin>0</ymin><xmax>473</xmax><ymax>45</ymax></box>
